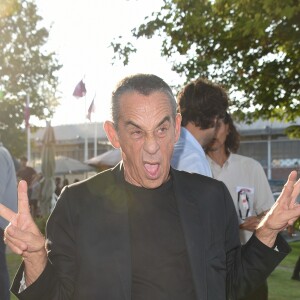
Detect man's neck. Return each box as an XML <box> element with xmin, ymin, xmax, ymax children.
<box><xmin>207</xmin><ymin>147</ymin><xmax>229</xmax><ymax>167</ymax></box>
<box><xmin>184</xmin><ymin>123</ymin><xmax>205</xmax><ymax>147</ymax></box>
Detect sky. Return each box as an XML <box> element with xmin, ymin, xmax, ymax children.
<box><xmin>34</xmin><ymin>0</ymin><xmax>184</xmax><ymax>126</ymax></box>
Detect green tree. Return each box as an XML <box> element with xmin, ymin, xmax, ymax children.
<box><xmin>0</xmin><ymin>0</ymin><xmax>61</xmax><ymax>157</ymax></box>
<box><xmin>111</xmin><ymin>0</ymin><xmax>300</xmax><ymax>124</ymax></box>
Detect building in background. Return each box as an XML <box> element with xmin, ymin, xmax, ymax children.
<box><xmin>236</xmin><ymin>118</ymin><xmax>300</xmax><ymax>188</ymax></box>
<box><xmin>30</xmin><ymin>119</ymin><xmax>300</xmax><ymax>189</ymax></box>
<box><xmin>31</xmin><ymin>122</ymin><xmax>111</xmax><ymax>163</ymax></box>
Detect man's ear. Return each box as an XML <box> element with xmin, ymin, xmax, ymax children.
<box><xmin>103</xmin><ymin>121</ymin><xmax>120</xmax><ymax>148</ymax></box>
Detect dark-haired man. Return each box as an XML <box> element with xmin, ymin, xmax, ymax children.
<box><xmin>171</xmin><ymin>78</ymin><xmax>228</xmax><ymax>176</ymax></box>
<box><xmin>206</xmin><ymin>112</ymin><xmax>274</xmax><ymax>300</ymax></box>
<box><xmin>16</xmin><ymin>156</ymin><xmax>36</xmax><ymax>199</ymax></box>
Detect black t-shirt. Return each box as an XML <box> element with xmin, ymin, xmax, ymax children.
<box><xmin>126</xmin><ymin>178</ymin><xmax>196</xmax><ymax>300</ymax></box>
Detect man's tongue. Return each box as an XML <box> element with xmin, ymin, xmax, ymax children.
<box><xmin>145</xmin><ymin>163</ymin><xmax>159</xmax><ymax>177</ymax></box>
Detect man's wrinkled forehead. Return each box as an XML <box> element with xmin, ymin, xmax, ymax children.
<box><xmin>116</xmin><ymin>92</ymin><xmax>174</xmax><ymax>127</ymax></box>
<box><xmin>124</xmin><ymin>115</ymin><xmax>172</xmax><ymax>130</ymax></box>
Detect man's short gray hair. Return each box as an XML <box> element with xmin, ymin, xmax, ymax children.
<box><xmin>111</xmin><ymin>74</ymin><xmax>177</xmax><ymax>129</ymax></box>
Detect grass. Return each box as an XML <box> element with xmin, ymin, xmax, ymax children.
<box><xmin>6</xmin><ymin>250</ymin><xmax>22</xmax><ymax>300</ymax></box>
<box><xmin>6</xmin><ymin>240</ymin><xmax>300</xmax><ymax>300</ymax></box>
<box><xmin>268</xmin><ymin>240</ymin><xmax>300</xmax><ymax>300</ymax></box>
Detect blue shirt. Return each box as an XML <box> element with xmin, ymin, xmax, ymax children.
<box><xmin>0</xmin><ymin>145</ymin><xmax>18</xmax><ymax>229</ymax></box>
<box><xmin>171</xmin><ymin>127</ymin><xmax>212</xmax><ymax>177</ymax></box>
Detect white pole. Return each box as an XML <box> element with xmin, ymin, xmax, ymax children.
<box><xmin>26</xmin><ymin>94</ymin><xmax>31</xmax><ymax>162</ymax></box>
<box><xmin>266</xmin><ymin>125</ymin><xmax>272</xmax><ymax>180</ymax></box>
<box><xmin>84</xmin><ymin>95</ymin><xmax>88</xmax><ymax>162</ymax></box>
<box><xmin>94</xmin><ymin>121</ymin><xmax>97</xmax><ymax>157</ymax></box>
<box><xmin>267</xmin><ymin>133</ymin><xmax>272</xmax><ymax>180</ymax></box>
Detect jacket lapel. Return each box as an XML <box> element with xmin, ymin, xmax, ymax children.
<box><xmin>95</xmin><ymin>164</ymin><xmax>132</xmax><ymax>300</ymax></box>
<box><xmin>171</xmin><ymin>168</ymin><xmax>208</xmax><ymax>300</ymax></box>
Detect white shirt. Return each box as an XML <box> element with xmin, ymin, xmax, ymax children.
<box><xmin>207</xmin><ymin>153</ymin><xmax>274</xmax><ymax>244</ymax></box>
<box><xmin>171</xmin><ymin>127</ymin><xmax>212</xmax><ymax>177</ymax></box>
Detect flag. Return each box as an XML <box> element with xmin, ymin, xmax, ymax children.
<box><xmin>86</xmin><ymin>97</ymin><xmax>95</xmax><ymax>121</ymax></box>
<box><xmin>73</xmin><ymin>80</ymin><xmax>86</xmax><ymax>98</ymax></box>
<box><xmin>24</xmin><ymin>97</ymin><xmax>30</xmax><ymax>128</ymax></box>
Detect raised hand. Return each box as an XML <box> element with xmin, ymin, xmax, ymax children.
<box><xmin>256</xmin><ymin>171</ymin><xmax>300</xmax><ymax>247</ymax></box>
<box><xmin>0</xmin><ymin>180</ymin><xmax>47</xmax><ymax>285</ymax></box>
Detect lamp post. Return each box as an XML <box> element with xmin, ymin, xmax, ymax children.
<box><xmin>265</xmin><ymin>125</ymin><xmax>272</xmax><ymax>180</ymax></box>
<box><xmin>26</xmin><ymin>93</ymin><xmax>31</xmax><ymax>162</ymax></box>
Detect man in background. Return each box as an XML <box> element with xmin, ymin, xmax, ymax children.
<box><xmin>54</xmin><ymin>177</ymin><xmax>62</xmax><ymax>197</ymax></box>
<box><xmin>206</xmin><ymin>112</ymin><xmax>274</xmax><ymax>299</ymax></box>
<box><xmin>171</xmin><ymin>78</ymin><xmax>228</xmax><ymax>176</ymax></box>
<box><xmin>0</xmin><ymin>142</ymin><xmax>18</xmax><ymax>300</ymax></box>
<box><xmin>17</xmin><ymin>156</ymin><xmax>36</xmax><ymax>199</ymax></box>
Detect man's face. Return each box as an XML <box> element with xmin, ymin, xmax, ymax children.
<box><xmin>105</xmin><ymin>91</ymin><xmax>181</xmax><ymax>189</ymax></box>
<box><xmin>20</xmin><ymin>159</ymin><xmax>27</xmax><ymax>168</ymax></box>
<box><xmin>201</xmin><ymin>117</ymin><xmax>223</xmax><ymax>148</ymax></box>
<box><xmin>207</xmin><ymin>120</ymin><xmax>229</xmax><ymax>152</ymax></box>
<box><xmin>201</xmin><ymin>127</ymin><xmax>217</xmax><ymax>148</ymax></box>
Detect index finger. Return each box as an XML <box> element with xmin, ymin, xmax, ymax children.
<box><xmin>279</xmin><ymin>171</ymin><xmax>298</xmax><ymax>204</ymax></box>
<box><xmin>290</xmin><ymin>176</ymin><xmax>300</xmax><ymax>207</ymax></box>
<box><xmin>17</xmin><ymin>180</ymin><xmax>31</xmax><ymax>215</ymax></box>
<box><xmin>286</xmin><ymin>170</ymin><xmax>298</xmax><ymax>187</ymax></box>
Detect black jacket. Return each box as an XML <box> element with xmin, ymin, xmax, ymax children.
<box><xmin>12</xmin><ymin>163</ymin><xmax>290</xmax><ymax>299</ymax></box>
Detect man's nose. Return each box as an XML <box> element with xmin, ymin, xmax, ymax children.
<box><xmin>143</xmin><ymin>135</ymin><xmax>160</xmax><ymax>154</ymax></box>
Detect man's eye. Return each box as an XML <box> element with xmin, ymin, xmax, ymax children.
<box><xmin>157</xmin><ymin>126</ymin><xmax>168</xmax><ymax>136</ymax></box>
<box><xmin>131</xmin><ymin>130</ymin><xmax>143</xmax><ymax>137</ymax></box>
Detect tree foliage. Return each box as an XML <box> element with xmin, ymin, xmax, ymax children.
<box><xmin>111</xmin><ymin>0</ymin><xmax>300</xmax><ymax>124</ymax></box>
<box><xmin>0</xmin><ymin>0</ymin><xmax>61</xmax><ymax>157</ymax></box>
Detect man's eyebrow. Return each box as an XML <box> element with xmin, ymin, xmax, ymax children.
<box><xmin>157</xmin><ymin>116</ymin><xmax>171</xmax><ymax>127</ymax></box>
<box><xmin>125</xmin><ymin>116</ymin><xmax>171</xmax><ymax>130</ymax></box>
<box><xmin>125</xmin><ymin>120</ymin><xmax>142</xmax><ymax>129</ymax></box>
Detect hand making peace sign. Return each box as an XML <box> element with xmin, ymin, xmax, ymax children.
<box><xmin>0</xmin><ymin>180</ymin><xmax>47</xmax><ymax>286</ymax></box>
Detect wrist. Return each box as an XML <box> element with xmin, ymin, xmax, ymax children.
<box><xmin>24</xmin><ymin>248</ymin><xmax>47</xmax><ymax>286</ymax></box>
<box><xmin>255</xmin><ymin>224</ymin><xmax>278</xmax><ymax>248</ymax></box>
